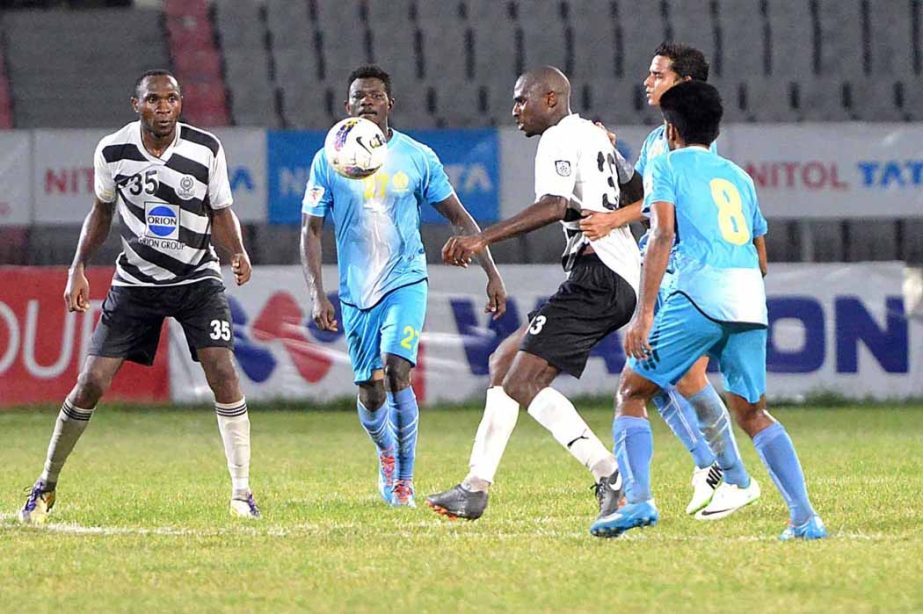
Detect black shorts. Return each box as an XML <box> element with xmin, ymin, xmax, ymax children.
<box><xmin>521</xmin><ymin>254</ymin><xmax>637</xmax><ymax>378</ymax></box>
<box><xmin>89</xmin><ymin>279</ymin><xmax>234</xmax><ymax>366</ymax></box>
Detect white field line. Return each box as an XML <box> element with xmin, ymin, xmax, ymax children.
<box><xmin>0</xmin><ymin>513</ymin><xmax>897</xmax><ymax>542</ymax></box>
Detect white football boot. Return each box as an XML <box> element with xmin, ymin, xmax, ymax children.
<box><xmin>686</xmin><ymin>463</ymin><xmax>723</xmax><ymax>515</ymax></box>
<box><xmin>695</xmin><ymin>478</ymin><xmax>761</xmax><ymax>521</ymax></box>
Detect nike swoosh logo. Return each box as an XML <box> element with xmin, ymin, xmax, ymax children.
<box><xmin>355</xmin><ymin>136</ymin><xmax>372</xmax><ymax>156</ymax></box>
<box><xmin>699</xmin><ymin>508</ymin><xmax>734</xmax><ymax>516</ymax></box>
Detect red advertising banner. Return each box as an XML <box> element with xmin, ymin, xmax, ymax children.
<box><xmin>0</xmin><ymin>267</ymin><xmax>169</xmax><ymax>407</ymax></box>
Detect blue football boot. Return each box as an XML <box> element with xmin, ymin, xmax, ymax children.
<box><xmin>590</xmin><ymin>499</ymin><xmax>659</xmax><ymax>538</ymax></box>
<box><xmin>779</xmin><ymin>515</ymin><xmax>827</xmax><ymax>541</ymax></box>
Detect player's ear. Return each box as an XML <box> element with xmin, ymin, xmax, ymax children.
<box><xmin>665</xmin><ymin>122</ymin><xmax>677</xmax><ymax>143</ymax></box>
<box><xmin>130</xmin><ymin>96</ymin><xmax>140</xmax><ymax>114</ymax></box>
<box><xmin>546</xmin><ymin>90</ymin><xmax>557</xmax><ymax>109</ymax></box>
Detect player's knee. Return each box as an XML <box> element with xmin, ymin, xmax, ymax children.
<box><xmin>487</xmin><ymin>348</ymin><xmax>513</xmax><ymax>386</ymax></box>
<box><xmin>383</xmin><ymin>357</ymin><xmax>412</xmax><ymax>392</ymax></box>
<box><xmin>74</xmin><ymin>369</ymin><xmax>111</xmax><ymax>405</ymax></box>
<box><xmin>676</xmin><ymin>373</ymin><xmax>708</xmax><ymax>398</ymax></box>
<box><xmin>615</xmin><ymin>371</ymin><xmax>656</xmax><ymax>416</ymax></box>
<box><xmin>201</xmin><ymin>358</ymin><xmax>242</xmax><ymax>404</ymax></box>
<box><xmin>501</xmin><ymin>375</ymin><xmax>535</xmax><ymax>408</ymax></box>
<box><xmin>358</xmin><ymin>381</ymin><xmax>387</xmax><ymax>410</ymax></box>
<box><xmin>676</xmin><ymin>359</ymin><xmax>710</xmax><ymax>397</ymax></box>
<box><xmin>726</xmin><ymin>397</ymin><xmax>770</xmax><ymax>437</ymax></box>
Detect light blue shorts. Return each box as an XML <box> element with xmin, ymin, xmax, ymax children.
<box><xmin>340</xmin><ymin>281</ymin><xmax>427</xmax><ymax>384</ymax></box>
<box><xmin>654</xmin><ymin>269</ymin><xmax>676</xmax><ymax>314</ymax></box>
<box><xmin>629</xmin><ymin>293</ymin><xmax>767</xmax><ymax>403</ymax></box>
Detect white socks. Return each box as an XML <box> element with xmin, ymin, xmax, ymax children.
<box><xmin>527</xmin><ymin>387</ymin><xmax>616</xmax><ymax>481</ymax></box>
<box><xmin>215</xmin><ymin>398</ymin><xmax>251</xmax><ymax>494</ymax></box>
<box><xmin>465</xmin><ymin>386</ymin><xmax>520</xmax><ymax>489</ymax></box>
<box><xmin>40</xmin><ymin>399</ymin><xmax>95</xmax><ymax>486</ymax></box>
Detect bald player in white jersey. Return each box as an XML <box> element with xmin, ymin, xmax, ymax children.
<box><xmin>427</xmin><ymin>66</ymin><xmax>642</xmax><ymax>523</ymax></box>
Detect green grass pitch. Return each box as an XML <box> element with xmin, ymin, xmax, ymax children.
<box><xmin>1</xmin><ymin>402</ymin><xmax>922</xmax><ymax>611</ymax></box>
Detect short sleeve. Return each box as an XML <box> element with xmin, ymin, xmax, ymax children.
<box><xmin>749</xmin><ymin>180</ymin><xmax>768</xmax><ymax>238</ymax></box>
<box><xmin>643</xmin><ymin>154</ymin><xmax>676</xmax><ymax>216</ymax></box>
<box><xmin>420</xmin><ymin>145</ymin><xmax>455</xmax><ymax>206</ymax></box>
<box><xmin>208</xmin><ymin>143</ymin><xmax>234</xmax><ymax>210</ymax></box>
<box><xmin>302</xmin><ymin>150</ymin><xmax>334</xmax><ymax>217</ymax></box>
<box><xmin>93</xmin><ymin>140</ymin><xmax>116</xmax><ymax>203</ymax></box>
<box><xmin>533</xmin><ymin>127</ymin><xmax>576</xmax><ymax>200</ymax></box>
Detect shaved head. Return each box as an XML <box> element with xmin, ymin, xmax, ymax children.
<box><xmin>512</xmin><ymin>66</ymin><xmax>572</xmax><ymax>137</ymax></box>
<box><xmin>520</xmin><ymin>66</ymin><xmax>571</xmax><ymax>102</ymax></box>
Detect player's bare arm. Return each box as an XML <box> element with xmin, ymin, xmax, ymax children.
<box><xmin>754</xmin><ymin>235</ymin><xmax>768</xmax><ymax>277</ymax></box>
<box><xmin>624</xmin><ymin>200</ymin><xmax>675</xmax><ymax>360</ymax></box>
<box><xmin>442</xmin><ymin>193</ymin><xmax>568</xmax><ymax>264</ymax></box>
<box><xmin>300</xmin><ymin>213</ymin><xmax>337</xmax><ymax>332</ymax></box>
<box><xmin>64</xmin><ymin>196</ymin><xmax>116</xmax><ymax>313</ymax></box>
<box><xmin>580</xmin><ymin>200</ymin><xmax>645</xmax><ymax>241</ymax></box>
<box><xmin>210</xmin><ymin>207</ymin><xmax>251</xmax><ymax>286</ymax></box>
<box><xmin>432</xmin><ymin>194</ymin><xmax>507</xmax><ymax>319</ymax></box>
<box><xmin>579</xmin><ymin>169</ymin><xmax>645</xmax><ymax>240</ymax></box>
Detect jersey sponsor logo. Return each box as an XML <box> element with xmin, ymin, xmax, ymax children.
<box><xmin>305</xmin><ymin>185</ymin><xmax>325</xmax><ymax>205</ymax></box>
<box><xmin>176</xmin><ymin>174</ymin><xmax>197</xmax><ymax>200</ymax></box>
<box><xmin>555</xmin><ymin>160</ymin><xmax>572</xmax><ymax>176</ymax></box>
<box><xmin>145</xmin><ymin>202</ymin><xmax>180</xmax><ymax>240</ymax></box>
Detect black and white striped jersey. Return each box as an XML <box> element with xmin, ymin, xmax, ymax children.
<box><xmin>533</xmin><ymin>114</ymin><xmax>641</xmax><ymax>293</ymax></box>
<box><xmin>93</xmin><ymin>121</ymin><xmax>233</xmax><ymax>287</ymax></box>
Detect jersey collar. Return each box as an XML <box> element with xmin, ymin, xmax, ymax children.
<box><xmin>133</xmin><ymin>120</ymin><xmax>181</xmax><ymax>162</ymax></box>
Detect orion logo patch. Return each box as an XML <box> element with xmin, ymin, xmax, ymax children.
<box><xmin>145</xmin><ymin>202</ymin><xmax>180</xmax><ymax>239</ymax></box>
<box><xmin>555</xmin><ymin>160</ymin><xmax>572</xmax><ymax>176</ymax></box>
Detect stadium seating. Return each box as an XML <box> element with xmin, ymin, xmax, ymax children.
<box><xmin>1</xmin><ymin>0</ymin><xmax>920</xmax><ymax>268</ymax></box>
<box><xmin>164</xmin><ymin>0</ymin><xmax>230</xmax><ymax>126</ymax></box>
<box><xmin>2</xmin><ymin>8</ymin><xmax>168</xmax><ymax>128</ymax></box>
<box><xmin>5</xmin><ymin>0</ymin><xmax>923</xmax><ymax>129</ymax></box>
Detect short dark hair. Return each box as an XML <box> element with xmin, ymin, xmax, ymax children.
<box><xmin>134</xmin><ymin>69</ymin><xmax>179</xmax><ymax>97</ymax></box>
<box><xmin>653</xmin><ymin>42</ymin><xmax>709</xmax><ymax>81</ymax></box>
<box><xmin>347</xmin><ymin>64</ymin><xmax>392</xmax><ymax>98</ymax></box>
<box><xmin>659</xmin><ymin>80</ymin><xmax>723</xmax><ymax>146</ymax></box>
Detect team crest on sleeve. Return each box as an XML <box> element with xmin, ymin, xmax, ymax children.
<box><xmin>176</xmin><ymin>174</ymin><xmax>197</xmax><ymax>200</ymax></box>
<box><xmin>306</xmin><ymin>185</ymin><xmax>325</xmax><ymax>205</ymax></box>
<box><xmin>555</xmin><ymin>160</ymin><xmax>572</xmax><ymax>176</ymax></box>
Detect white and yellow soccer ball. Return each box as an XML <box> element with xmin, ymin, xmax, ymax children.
<box><xmin>324</xmin><ymin>117</ymin><xmax>388</xmax><ymax>179</ymax></box>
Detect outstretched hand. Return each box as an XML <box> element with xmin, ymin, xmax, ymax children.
<box><xmin>579</xmin><ymin>211</ymin><xmax>621</xmax><ymax>241</ymax></box>
<box><xmin>442</xmin><ymin>234</ymin><xmax>486</xmax><ymax>267</ymax></box>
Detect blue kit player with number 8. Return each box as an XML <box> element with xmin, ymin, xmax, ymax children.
<box><xmin>300</xmin><ymin>65</ymin><xmax>506</xmax><ymax>507</ymax></box>
<box><xmin>590</xmin><ymin>80</ymin><xmax>826</xmax><ymax>540</ymax></box>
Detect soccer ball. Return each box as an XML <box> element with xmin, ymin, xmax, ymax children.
<box><xmin>324</xmin><ymin>117</ymin><xmax>388</xmax><ymax>179</ymax></box>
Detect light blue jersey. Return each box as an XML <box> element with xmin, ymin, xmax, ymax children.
<box><xmin>636</xmin><ymin>125</ymin><xmax>718</xmax><ymax>269</ymax></box>
<box><xmin>644</xmin><ymin>146</ymin><xmax>768</xmax><ymax>326</ymax></box>
<box><xmin>302</xmin><ymin>129</ymin><xmax>454</xmax><ymax>310</ymax></box>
